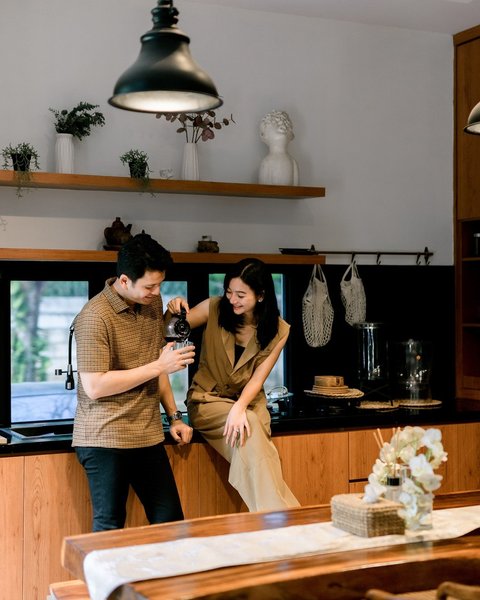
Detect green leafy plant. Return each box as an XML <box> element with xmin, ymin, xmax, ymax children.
<box><xmin>1</xmin><ymin>142</ymin><xmax>40</xmax><ymax>171</ymax></box>
<box><xmin>1</xmin><ymin>142</ymin><xmax>40</xmax><ymax>197</ymax></box>
<box><xmin>49</xmin><ymin>102</ymin><xmax>105</xmax><ymax>140</ymax></box>
<box><xmin>119</xmin><ymin>149</ymin><xmax>151</xmax><ymax>185</ymax></box>
<box><xmin>156</xmin><ymin>110</ymin><xmax>235</xmax><ymax>143</ymax></box>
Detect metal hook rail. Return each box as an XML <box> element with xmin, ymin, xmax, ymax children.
<box><xmin>309</xmin><ymin>246</ymin><xmax>433</xmax><ymax>265</ymax></box>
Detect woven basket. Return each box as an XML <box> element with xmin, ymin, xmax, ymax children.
<box><xmin>331</xmin><ymin>493</ymin><xmax>405</xmax><ymax>537</ymax></box>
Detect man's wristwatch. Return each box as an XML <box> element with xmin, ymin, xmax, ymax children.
<box><xmin>167</xmin><ymin>410</ymin><xmax>183</xmax><ymax>425</ymax></box>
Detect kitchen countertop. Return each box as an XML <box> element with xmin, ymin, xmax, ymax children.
<box><xmin>0</xmin><ymin>397</ymin><xmax>479</xmax><ymax>456</ymax></box>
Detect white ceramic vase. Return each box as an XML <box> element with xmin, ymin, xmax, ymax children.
<box><xmin>55</xmin><ymin>133</ymin><xmax>74</xmax><ymax>174</ymax></box>
<box><xmin>181</xmin><ymin>142</ymin><xmax>199</xmax><ymax>181</ymax></box>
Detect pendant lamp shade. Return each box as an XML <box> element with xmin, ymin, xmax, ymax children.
<box><xmin>464</xmin><ymin>101</ymin><xmax>480</xmax><ymax>135</ymax></box>
<box><xmin>109</xmin><ymin>0</ymin><xmax>222</xmax><ymax>114</ymax></box>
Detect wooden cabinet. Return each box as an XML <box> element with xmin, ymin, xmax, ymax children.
<box><xmin>347</xmin><ymin>423</ymin><xmax>480</xmax><ymax>494</ymax></box>
<box><xmin>0</xmin><ymin>456</ymin><xmax>24</xmax><ymax>600</ymax></box>
<box><xmin>454</xmin><ymin>25</ymin><xmax>480</xmax><ymax>402</ymax></box>
<box><xmin>274</xmin><ymin>432</ymin><xmax>350</xmax><ymax>505</ymax></box>
<box><xmin>1</xmin><ymin>423</ymin><xmax>480</xmax><ymax>600</ymax></box>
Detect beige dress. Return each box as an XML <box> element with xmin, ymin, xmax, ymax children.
<box><xmin>187</xmin><ymin>297</ymin><xmax>300</xmax><ymax>512</ymax></box>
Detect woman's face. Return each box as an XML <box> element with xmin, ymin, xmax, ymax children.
<box><xmin>225</xmin><ymin>277</ymin><xmax>261</xmax><ymax>318</ymax></box>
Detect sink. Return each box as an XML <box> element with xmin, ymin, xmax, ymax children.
<box><xmin>1</xmin><ymin>422</ymin><xmax>73</xmax><ymax>440</ymax></box>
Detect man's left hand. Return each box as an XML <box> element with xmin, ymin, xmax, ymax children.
<box><xmin>170</xmin><ymin>420</ymin><xmax>193</xmax><ymax>445</ymax></box>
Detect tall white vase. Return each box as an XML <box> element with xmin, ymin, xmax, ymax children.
<box><xmin>181</xmin><ymin>142</ymin><xmax>199</xmax><ymax>181</ymax></box>
<box><xmin>55</xmin><ymin>133</ymin><xmax>74</xmax><ymax>173</ymax></box>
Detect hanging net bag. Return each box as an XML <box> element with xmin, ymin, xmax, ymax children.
<box><xmin>302</xmin><ymin>264</ymin><xmax>334</xmax><ymax>347</ymax></box>
<box><xmin>340</xmin><ymin>260</ymin><xmax>366</xmax><ymax>326</ymax></box>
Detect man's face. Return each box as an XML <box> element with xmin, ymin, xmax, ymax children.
<box><xmin>118</xmin><ymin>270</ymin><xmax>165</xmax><ymax>305</ymax></box>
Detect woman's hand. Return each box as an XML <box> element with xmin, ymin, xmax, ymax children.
<box><xmin>223</xmin><ymin>402</ymin><xmax>251</xmax><ymax>447</ymax></box>
<box><xmin>166</xmin><ymin>296</ymin><xmax>190</xmax><ymax>316</ymax></box>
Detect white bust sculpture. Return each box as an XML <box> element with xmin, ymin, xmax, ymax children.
<box><xmin>259</xmin><ymin>110</ymin><xmax>299</xmax><ymax>186</ymax></box>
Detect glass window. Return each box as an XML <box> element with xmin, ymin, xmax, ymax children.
<box><xmin>208</xmin><ymin>274</ymin><xmax>285</xmax><ymax>393</ymax></box>
<box><xmin>5</xmin><ymin>266</ymin><xmax>289</xmax><ymax>425</ymax></box>
<box><xmin>10</xmin><ymin>280</ymin><xmax>190</xmax><ymax>422</ymax></box>
<box><xmin>11</xmin><ymin>281</ymin><xmax>88</xmax><ymax>422</ymax></box>
<box><xmin>161</xmin><ymin>281</ymin><xmax>189</xmax><ymax>412</ymax></box>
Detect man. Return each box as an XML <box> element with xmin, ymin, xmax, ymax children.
<box><xmin>73</xmin><ymin>233</ymin><xmax>195</xmax><ymax>531</ymax></box>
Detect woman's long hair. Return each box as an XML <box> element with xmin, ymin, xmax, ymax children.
<box><xmin>218</xmin><ymin>258</ymin><xmax>279</xmax><ymax>349</ymax></box>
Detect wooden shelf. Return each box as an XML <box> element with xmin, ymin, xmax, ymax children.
<box><xmin>0</xmin><ymin>248</ymin><xmax>325</xmax><ymax>265</ymax></box>
<box><xmin>0</xmin><ymin>171</ymin><xmax>325</xmax><ymax>199</ymax></box>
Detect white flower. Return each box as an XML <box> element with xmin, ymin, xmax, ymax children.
<box><xmin>363</xmin><ymin>473</ymin><xmax>386</xmax><ymax>503</ymax></box>
<box><xmin>363</xmin><ymin>426</ymin><xmax>447</xmax><ymax>528</ymax></box>
<box><xmin>372</xmin><ymin>458</ymin><xmax>389</xmax><ymax>482</ymax></box>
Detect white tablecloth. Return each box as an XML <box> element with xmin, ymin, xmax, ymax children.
<box><xmin>83</xmin><ymin>505</ymin><xmax>480</xmax><ymax>600</ymax></box>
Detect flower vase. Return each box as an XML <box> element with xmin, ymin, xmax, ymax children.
<box><xmin>55</xmin><ymin>133</ymin><xmax>74</xmax><ymax>174</ymax></box>
<box><xmin>181</xmin><ymin>142</ymin><xmax>199</xmax><ymax>181</ymax></box>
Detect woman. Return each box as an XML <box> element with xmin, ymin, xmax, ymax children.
<box><xmin>166</xmin><ymin>258</ymin><xmax>300</xmax><ymax>512</ymax></box>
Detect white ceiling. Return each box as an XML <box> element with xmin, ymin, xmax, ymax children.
<box><xmin>192</xmin><ymin>0</ymin><xmax>480</xmax><ymax>34</ymax></box>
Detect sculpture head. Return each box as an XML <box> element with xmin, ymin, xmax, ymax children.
<box><xmin>260</xmin><ymin>110</ymin><xmax>294</xmax><ymax>144</ymax></box>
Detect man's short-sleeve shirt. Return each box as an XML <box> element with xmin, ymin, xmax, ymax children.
<box><xmin>72</xmin><ymin>278</ymin><xmax>165</xmax><ymax>448</ymax></box>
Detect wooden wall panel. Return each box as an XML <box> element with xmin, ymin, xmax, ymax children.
<box><xmin>168</xmin><ymin>444</ymin><xmax>202</xmax><ymax>518</ymax></box>
<box><xmin>348</xmin><ymin>427</ymin><xmax>392</xmax><ymax>482</ymax></box>
<box><xmin>23</xmin><ymin>454</ymin><xmax>92</xmax><ymax>600</ymax></box>
<box><xmin>195</xmin><ymin>443</ymin><xmax>246</xmax><ymax>517</ymax></box>
<box><xmin>437</xmin><ymin>423</ymin><xmax>480</xmax><ymax>493</ymax></box>
<box><xmin>273</xmin><ymin>431</ymin><xmax>350</xmax><ymax>505</ymax></box>
<box><xmin>349</xmin><ymin>481</ymin><xmax>368</xmax><ymax>493</ymax></box>
<box><xmin>0</xmin><ymin>455</ymin><xmax>24</xmax><ymax>600</ymax></box>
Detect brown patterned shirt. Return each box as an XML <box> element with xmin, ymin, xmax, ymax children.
<box><xmin>72</xmin><ymin>277</ymin><xmax>166</xmax><ymax>448</ymax></box>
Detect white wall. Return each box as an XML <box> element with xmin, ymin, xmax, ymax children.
<box><xmin>0</xmin><ymin>0</ymin><xmax>454</xmax><ymax>264</ymax></box>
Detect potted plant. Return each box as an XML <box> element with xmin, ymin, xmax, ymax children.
<box><xmin>156</xmin><ymin>110</ymin><xmax>235</xmax><ymax>180</ymax></box>
<box><xmin>49</xmin><ymin>102</ymin><xmax>105</xmax><ymax>173</ymax></box>
<box><xmin>49</xmin><ymin>102</ymin><xmax>105</xmax><ymax>140</ymax></box>
<box><xmin>1</xmin><ymin>142</ymin><xmax>40</xmax><ymax>197</ymax></box>
<box><xmin>156</xmin><ymin>110</ymin><xmax>235</xmax><ymax>143</ymax></box>
<box><xmin>119</xmin><ymin>149</ymin><xmax>151</xmax><ymax>184</ymax></box>
<box><xmin>1</xmin><ymin>142</ymin><xmax>40</xmax><ymax>172</ymax></box>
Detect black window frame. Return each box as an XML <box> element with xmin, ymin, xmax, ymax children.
<box><xmin>0</xmin><ymin>258</ymin><xmax>303</xmax><ymax>427</ymax></box>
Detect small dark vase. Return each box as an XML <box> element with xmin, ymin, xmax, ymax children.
<box><xmin>128</xmin><ymin>161</ymin><xmax>148</xmax><ymax>179</ymax></box>
<box><xmin>11</xmin><ymin>153</ymin><xmax>32</xmax><ymax>172</ymax></box>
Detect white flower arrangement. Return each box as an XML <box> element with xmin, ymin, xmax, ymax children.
<box><xmin>364</xmin><ymin>426</ymin><xmax>448</xmax><ymax>530</ymax></box>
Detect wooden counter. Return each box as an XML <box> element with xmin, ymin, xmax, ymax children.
<box><xmin>60</xmin><ymin>491</ymin><xmax>480</xmax><ymax>599</ymax></box>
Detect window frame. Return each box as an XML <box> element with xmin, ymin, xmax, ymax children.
<box><xmin>0</xmin><ymin>258</ymin><xmax>296</xmax><ymax>427</ymax></box>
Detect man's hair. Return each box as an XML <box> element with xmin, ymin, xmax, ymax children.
<box><xmin>116</xmin><ymin>232</ymin><xmax>173</xmax><ymax>282</ymax></box>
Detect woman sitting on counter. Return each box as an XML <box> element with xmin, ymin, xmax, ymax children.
<box><xmin>166</xmin><ymin>257</ymin><xmax>300</xmax><ymax>512</ymax></box>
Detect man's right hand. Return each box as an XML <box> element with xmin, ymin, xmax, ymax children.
<box><xmin>157</xmin><ymin>343</ymin><xmax>195</xmax><ymax>374</ymax></box>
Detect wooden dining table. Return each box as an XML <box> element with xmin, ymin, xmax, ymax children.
<box><xmin>59</xmin><ymin>491</ymin><xmax>480</xmax><ymax>600</ymax></box>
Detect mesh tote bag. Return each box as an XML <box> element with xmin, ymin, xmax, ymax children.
<box><xmin>340</xmin><ymin>260</ymin><xmax>366</xmax><ymax>326</ymax></box>
<box><xmin>302</xmin><ymin>264</ymin><xmax>334</xmax><ymax>347</ymax></box>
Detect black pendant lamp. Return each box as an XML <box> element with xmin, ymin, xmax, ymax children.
<box><xmin>109</xmin><ymin>0</ymin><xmax>223</xmax><ymax>114</ymax></box>
<box><xmin>464</xmin><ymin>101</ymin><xmax>480</xmax><ymax>135</ymax></box>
